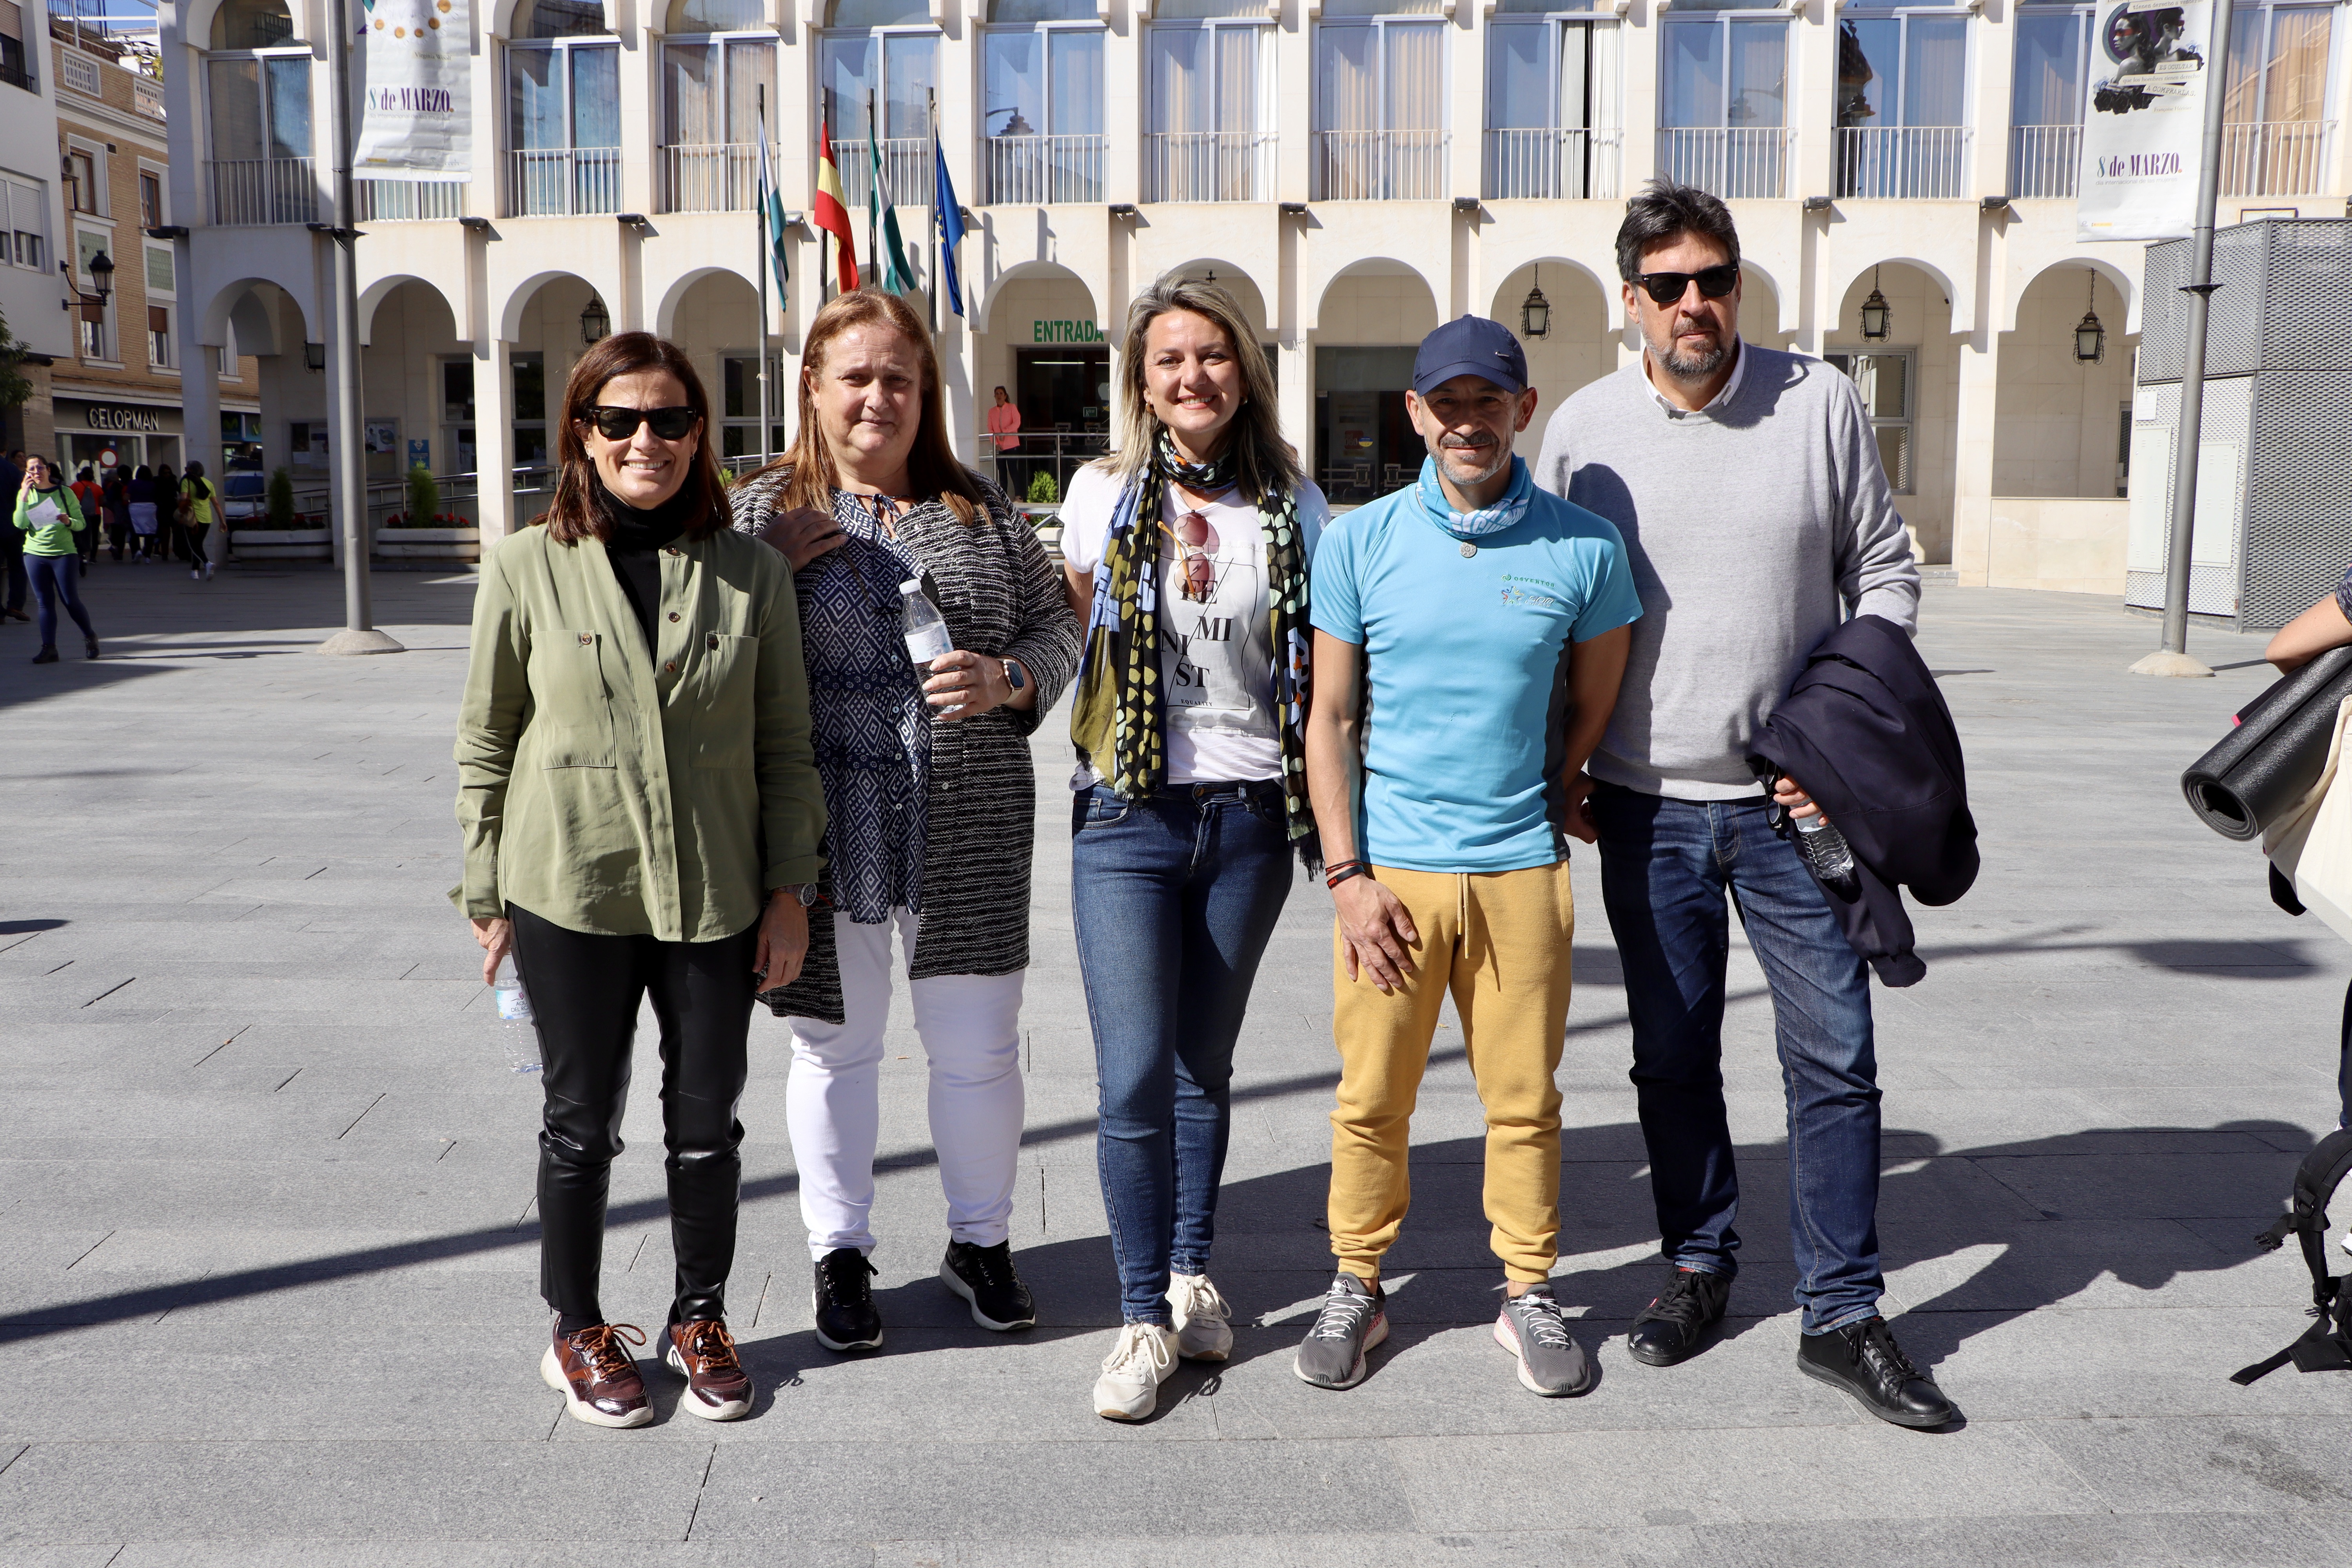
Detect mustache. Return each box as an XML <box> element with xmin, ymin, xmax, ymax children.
<box><xmin>1439</xmin><ymin>430</ymin><xmax>1497</xmax><ymax>448</ymax></box>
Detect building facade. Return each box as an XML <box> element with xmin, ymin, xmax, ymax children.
<box><xmin>52</xmin><ymin>16</ymin><xmax>262</xmax><ymax>479</ymax></box>
<box><xmin>159</xmin><ymin>0</ymin><xmax>2350</xmax><ymax>587</ymax></box>
<box><xmin>0</xmin><ymin>1</ymin><xmax>76</xmax><ymax>458</ymax></box>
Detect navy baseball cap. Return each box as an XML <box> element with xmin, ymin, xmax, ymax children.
<box><xmin>1412</xmin><ymin>315</ymin><xmax>1528</xmax><ymax>397</ymax></box>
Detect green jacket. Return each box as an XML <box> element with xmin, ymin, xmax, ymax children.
<box><xmin>14</xmin><ymin>484</ymin><xmax>86</xmax><ymax>556</ymax></box>
<box><xmin>452</xmin><ymin>519</ymin><xmax>827</xmax><ymax>942</ymax></box>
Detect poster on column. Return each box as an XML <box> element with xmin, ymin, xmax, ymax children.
<box><xmin>354</xmin><ymin>0</ymin><xmax>471</xmax><ymax>180</ymax></box>
<box><xmin>2076</xmin><ymin>0</ymin><xmax>2212</xmax><ymax>241</ymax></box>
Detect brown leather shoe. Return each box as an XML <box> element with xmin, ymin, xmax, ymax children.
<box><xmin>540</xmin><ymin>1322</ymin><xmax>652</xmax><ymax>1428</ymax></box>
<box><xmin>665</xmin><ymin>1319</ymin><xmax>753</xmax><ymax>1421</ymax></box>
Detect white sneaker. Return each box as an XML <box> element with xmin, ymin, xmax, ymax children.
<box><xmin>1093</xmin><ymin>1322</ymin><xmax>1178</xmax><ymax>1421</ymax></box>
<box><xmin>1167</xmin><ymin>1272</ymin><xmax>1234</xmax><ymax>1362</ymax></box>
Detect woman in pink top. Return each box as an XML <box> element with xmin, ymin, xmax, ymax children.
<box><xmin>987</xmin><ymin>386</ymin><xmax>1023</xmax><ymax>495</ymax></box>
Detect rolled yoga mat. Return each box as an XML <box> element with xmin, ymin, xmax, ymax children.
<box><xmin>2181</xmin><ymin>645</ymin><xmax>2352</xmax><ymax>841</ymax></box>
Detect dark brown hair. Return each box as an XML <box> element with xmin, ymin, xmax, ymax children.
<box><xmin>743</xmin><ymin>289</ymin><xmax>984</xmax><ymax>524</ymax></box>
<box><xmin>544</xmin><ymin>331</ymin><xmax>728</xmax><ymax>544</ymax></box>
<box><xmin>1615</xmin><ymin>180</ymin><xmax>1742</xmax><ymax>283</ymax></box>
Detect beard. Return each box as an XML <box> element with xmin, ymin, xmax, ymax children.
<box><xmin>1654</xmin><ymin>323</ymin><xmax>1730</xmax><ymax>383</ymax></box>
<box><xmin>1438</xmin><ymin>434</ymin><xmax>1512</xmax><ymax>487</ymax></box>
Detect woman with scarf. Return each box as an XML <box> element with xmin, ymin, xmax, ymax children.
<box><xmin>455</xmin><ymin>332</ymin><xmax>826</xmax><ymax>1430</ymax></box>
<box><xmin>731</xmin><ymin>289</ymin><xmax>1080</xmax><ymax>1355</ymax></box>
<box><xmin>1057</xmin><ymin>276</ymin><xmax>1328</xmax><ymax>1421</ymax></box>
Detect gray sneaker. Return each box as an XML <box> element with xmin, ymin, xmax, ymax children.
<box><xmin>1292</xmin><ymin>1272</ymin><xmax>1388</xmax><ymax>1390</ymax></box>
<box><xmin>1494</xmin><ymin>1285</ymin><xmax>1592</xmax><ymax>1397</ymax></box>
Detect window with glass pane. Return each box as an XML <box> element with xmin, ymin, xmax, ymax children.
<box><xmin>721</xmin><ymin>356</ymin><xmax>787</xmax><ymax>463</ymax></box>
<box><xmin>1834</xmin><ymin>13</ymin><xmax>1968</xmax><ymax>198</ymax></box>
<box><xmin>820</xmin><ymin>29</ymin><xmax>936</xmax><ymax>210</ymax></box>
<box><xmin>664</xmin><ymin>38</ymin><xmax>775</xmax><ymax>209</ymax></box>
<box><xmin>1657</xmin><ymin>15</ymin><xmax>1784</xmax><ymax>197</ymax></box>
<box><xmin>983</xmin><ymin>25</ymin><xmax>1103</xmax><ymax>201</ymax></box>
<box><xmin>1315</xmin><ymin>18</ymin><xmax>1444</xmax><ymax>198</ymax></box>
<box><xmin>1486</xmin><ymin>19</ymin><xmax>1620</xmax><ymax>198</ymax></box>
<box><xmin>1824</xmin><ymin>351</ymin><xmax>1913</xmax><ymax>493</ymax></box>
<box><xmin>512</xmin><ymin>354</ymin><xmax>548</xmax><ymax>470</ymax></box>
<box><xmin>508</xmin><ymin>38</ymin><xmax>620</xmax><ymax>213</ymax></box>
<box><xmin>2221</xmin><ymin>4</ymin><xmax>2332</xmax><ymax>194</ymax></box>
<box><xmin>1146</xmin><ymin>21</ymin><xmax>1265</xmax><ymax>199</ymax></box>
<box><xmin>2009</xmin><ymin>8</ymin><xmax>2086</xmax><ymax>196</ymax></box>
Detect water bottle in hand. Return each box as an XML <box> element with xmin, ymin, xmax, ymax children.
<box><xmin>1793</xmin><ymin>813</ymin><xmax>1860</xmax><ymax>898</ymax></box>
<box><xmin>492</xmin><ymin>958</ymin><xmax>542</xmax><ymax>1075</ymax></box>
<box><xmin>901</xmin><ymin>579</ymin><xmax>962</xmax><ymax>714</ymax></box>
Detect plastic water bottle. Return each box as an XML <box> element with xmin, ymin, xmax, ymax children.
<box><xmin>1793</xmin><ymin>813</ymin><xmax>1861</xmax><ymax>897</ymax></box>
<box><xmin>492</xmin><ymin>959</ymin><xmax>541</xmax><ymax>1075</ymax></box>
<box><xmin>901</xmin><ymin>579</ymin><xmax>953</xmax><ymax>668</ymax></box>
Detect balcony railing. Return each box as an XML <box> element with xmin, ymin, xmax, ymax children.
<box><xmin>1311</xmin><ymin>129</ymin><xmax>1448</xmax><ymax>201</ymax></box>
<box><xmin>1654</xmin><ymin>127</ymin><xmax>1788</xmax><ymax>200</ymax></box>
<box><xmin>662</xmin><ymin>143</ymin><xmax>772</xmax><ymax>212</ymax></box>
<box><xmin>209</xmin><ymin>157</ymin><xmax>317</xmax><ymax>225</ymax></box>
<box><xmin>835</xmin><ymin>138</ymin><xmax>933</xmax><ymax>214</ymax></box>
<box><xmin>2009</xmin><ymin>123</ymin><xmax>2080</xmax><ymax>198</ymax></box>
<box><xmin>1834</xmin><ymin>126</ymin><xmax>1969</xmax><ymax>200</ymax></box>
<box><xmin>1481</xmin><ymin>127</ymin><xmax>1623</xmax><ymax>200</ymax></box>
<box><xmin>976</xmin><ymin>428</ymin><xmax>1108</xmax><ymax>506</ymax></box>
<box><xmin>1142</xmin><ymin>131</ymin><xmax>1274</xmax><ymax>203</ymax></box>
<box><xmin>507</xmin><ymin>147</ymin><xmax>622</xmax><ymax>216</ymax></box>
<box><xmin>2221</xmin><ymin>120</ymin><xmax>2335</xmax><ymax>196</ymax></box>
<box><xmin>981</xmin><ymin>135</ymin><xmax>1107</xmax><ymax>205</ymax></box>
<box><xmin>134</xmin><ymin>75</ymin><xmax>164</xmax><ymax>119</ymax></box>
<box><xmin>354</xmin><ymin>180</ymin><xmax>466</xmax><ymax>221</ymax></box>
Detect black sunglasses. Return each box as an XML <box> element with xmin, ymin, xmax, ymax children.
<box><xmin>1632</xmin><ymin>265</ymin><xmax>1740</xmax><ymax>307</ymax></box>
<box><xmin>585</xmin><ymin>405</ymin><xmax>700</xmax><ymax>441</ymax></box>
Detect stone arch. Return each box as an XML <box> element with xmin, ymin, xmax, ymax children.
<box><xmin>1831</xmin><ymin>255</ymin><xmax>1964</xmax><ymax>329</ymax></box>
<box><xmin>1486</xmin><ymin>258</ymin><xmax>1614</xmax><ymax>442</ymax></box>
<box><xmin>1312</xmin><ymin>258</ymin><xmax>1441</xmax><ymax>343</ymax></box>
<box><xmin>1485</xmin><ymin>250</ymin><xmax>1620</xmax><ymax>330</ymax></box>
<box><xmin>358</xmin><ymin>274</ymin><xmax>462</xmax><ymax>347</ymax></box>
<box><xmin>1141</xmin><ymin>260</ymin><xmax>1275</xmax><ymax>337</ymax></box>
<box><xmin>488</xmin><ymin>0</ymin><xmax>620</xmax><ymax>40</ymax></box>
<box><xmin>497</xmin><ymin>269</ymin><xmax>612</xmax><ymax>344</ymax></box>
<box><xmin>2001</xmin><ymin>256</ymin><xmax>2139</xmax><ymax>336</ymax></box>
<box><xmin>199</xmin><ymin>276</ymin><xmax>311</xmax><ymax>355</ymax></box>
<box><xmin>185</xmin><ymin>0</ymin><xmax>308</xmax><ymax>49</ymax></box>
<box><xmin>1737</xmin><ymin>261</ymin><xmax>1799</xmax><ymax>350</ymax></box>
<box><xmin>655</xmin><ymin>264</ymin><xmax>760</xmax><ymax>342</ymax></box>
<box><xmin>972</xmin><ymin>260</ymin><xmax>1099</xmax><ymax>338</ymax></box>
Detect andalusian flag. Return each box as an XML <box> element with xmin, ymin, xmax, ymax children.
<box><xmin>866</xmin><ymin>115</ymin><xmax>918</xmax><ymax>297</ymax></box>
<box><xmin>755</xmin><ymin>120</ymin><xmax>788</xmax><ymax>312</ymax></box>
<box><xmin>813</xmin><ymin>121</ymin><xmax>858</xmax><ymax>292</ymax></box>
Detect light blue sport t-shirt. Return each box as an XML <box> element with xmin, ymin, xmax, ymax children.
<box><xmin>1311</xmin><ymin>462</ymin><xmax>1642</xmax><ymax>873</ymax></box>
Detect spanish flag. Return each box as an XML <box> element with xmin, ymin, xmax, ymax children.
<box><xmin>814</xmin><ymin>122</ymin><xmax>859</xmax><ymax>293</ymax></box>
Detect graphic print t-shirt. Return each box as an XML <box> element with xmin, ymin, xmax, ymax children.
<box><xmin>1060</xmin><ymin>463</ymin><xmax>1329</xmax><ymax>784</ymax></box>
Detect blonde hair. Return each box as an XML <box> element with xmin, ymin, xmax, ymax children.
<box><xmin>1102</xmin><ymin>274</ymin><xmax>1300</xmax><ymax>508</ymax></box>
<box><xmin>745</xmin><ymin>288</ymin><xmax>983</xmax><ymax>524</ymax></box>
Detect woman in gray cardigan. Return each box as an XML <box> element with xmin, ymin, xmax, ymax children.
<box><xmin>732</xmin><ymin>288</ymin><xmax>1080</xmax><ymax>1355</ymax></box>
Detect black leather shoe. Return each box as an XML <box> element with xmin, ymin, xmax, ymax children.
<box><xmin>812</xmin><ymin>1247</ymin><xmax>883</xmax><ymax>1352</ymax></box>
<box><xmin>1797</xmin><ymin>1316</ymin><xmax>1955</xmax><ymax>1428</ymax></box>
<box><xmin>940</xmin><ymin>1240</ymin><xmax>1036</xmax><ymax>1331</ymax></box>
<box><xmin>1627</xmin><ymin>1265</ymin><xmax>1731</xmax><ymax>1367</ymax></box>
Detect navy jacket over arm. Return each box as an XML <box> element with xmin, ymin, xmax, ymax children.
<box><xmin>1750</xmin><ymin>613</ymin><xmax>1978</xmax><ymax>987</ymax></box>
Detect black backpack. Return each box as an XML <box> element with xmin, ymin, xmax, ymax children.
<box><xmin>2232</xmin><ymin>1128</ymin><xmax>2352</xmax><ymax>1385</ymax></box>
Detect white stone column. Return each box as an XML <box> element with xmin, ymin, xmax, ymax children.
<box><xmin>1278</xmin><ymin>0</ymin><xmax>1313</xmax><ymax>203</ymax></box>
<box><xmin>1948</xmin><ymin>251</ymin><xmax>2004</xmax><ymax>581</ymax></box>
<box><xmin>179</xmin><ymin>299</ymin><xmax>226</xmax><ymax>566</ymax></box>
<box><xmin>1279</xmin><ymin>332</ymin><xmax>1313</xmax><ymax>479</ymax></box>
<box><xmin>1791</xmin><ymin>4</ymin><xmax>1835</xmax><ymax>203</ymax></box>
<box><xmin>475</xmin><ymin>339</ymin><xmax>518</xmax><ymax>544</ymax></box>
<box><xmin>1103</xmin><ymin>0</ymin><xmax>1142</xmax><ymax>206</ymax></box>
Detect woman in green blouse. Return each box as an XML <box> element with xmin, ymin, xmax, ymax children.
<box><xmin>454</xmin><ymin>332</ymin><xmax>826</xmax><ymax>1430</ymax></box>
<box><xmin>15</xmin><ymin>455</ymin><xmax>97</xmax><ymax>663</ymax></box>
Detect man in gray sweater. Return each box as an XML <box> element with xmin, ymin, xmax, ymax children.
<box><xmin>1534</xmin><ymin>181</ymin><xmax>1952</xmax><ymax>1429</ymax></box>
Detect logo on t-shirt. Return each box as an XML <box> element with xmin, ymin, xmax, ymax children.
<box><xmin>1498</xmin><ymin>572</ymin><xmax>1570</xmax><ymax>616</ymax></box>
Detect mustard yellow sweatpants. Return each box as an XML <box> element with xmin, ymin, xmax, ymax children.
<box><xmin>1327</xmin><ymin>861</ymin><xmax>1575</xmax><ymax>1283</ymax></box>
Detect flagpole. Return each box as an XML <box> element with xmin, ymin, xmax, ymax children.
<box><xmin>866</xmin><ymin>88</ymin><xmax>879</xmax><ymax>282</ymax></box>
<box><xmin>821</xmin><ymin>91</ymin><xmax>833</xmax><ymax>303</ymax></box>
<box><xmin>756</xmin><ymin>96</ymin><xmax>771</xmax><ymax>470</ymax></box>
<box><xmin>926</xmin><ymin>91</ymin><xmax>939</xmax><ymax>333</ymax></box>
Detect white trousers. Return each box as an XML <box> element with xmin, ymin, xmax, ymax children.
<box><xmin>785</xmin><ymin>907</ymin><xmax>1027</xmax><ymax>1261</ymax></box>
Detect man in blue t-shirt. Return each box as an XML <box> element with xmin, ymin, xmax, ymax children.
<box><xmin>1293</xmin><ymin>316</ymin><xmax>1641</xmax><ymax>1400</ymax></box>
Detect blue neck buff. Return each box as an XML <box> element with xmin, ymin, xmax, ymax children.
<box><xmin>1416</xmin><ymin>453</ymin><xmax>1533</xmax><ymax>542</ymax></box>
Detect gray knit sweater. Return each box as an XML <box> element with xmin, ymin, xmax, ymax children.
<box><xmin>1533</xmin><ymin>345</ymin><xmax>1921</xmax><ymax>801</ymax></box>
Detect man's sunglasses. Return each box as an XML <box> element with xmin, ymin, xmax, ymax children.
<box><xmin>584</xmin><ymin>405</ymin><xmax>700</xmax><ymax>441</ymax></box>
<box><xmin>1631</xmin><ymin>265</ymin><xmax>1740</xmax><ymax>307</ymax></box>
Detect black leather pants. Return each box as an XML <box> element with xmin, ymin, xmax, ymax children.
<box><xmin>509</xmin><ymin>903</ymin><xmax>760</xmax><ymax>1326</ymax></box>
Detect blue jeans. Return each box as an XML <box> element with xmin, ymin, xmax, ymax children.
<box><xmin>1071</xmin><ymin>780</ymin><xmax>1295</xmax><ymax>1325</ymax></box>
<box><xmin>1590</xmin><ymin>782</ymin><xmax>1884</xmax><ymax>1334</ymax></box>
<box><xmin>25</xmin><ymin>553</ymin><xmax>93</xmax><ymax>648</ymax></box>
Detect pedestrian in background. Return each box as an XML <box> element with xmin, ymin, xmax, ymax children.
<box><xmin>126</xmin><ymin>465</ymin><xmax>159</xmax><ymax>562</ymax></box>
<box><xmin>2264</xmin><ymin>581</ymin><xmax>2352</xmax><ymax>1132</ymax></box>
<box><xmin>1056</xmin><ymin>276</ymin><xmax>1330</xmax><ymax>1421</ymax></box>
<box><xmin>153</xmin><ymin>463</ymin><xmax>183</xmax><ymax>566</ymax></box>
<box><xmin>455</xmin><ymin>331</ymin><xmax>828</xmax><ymax>1430</ymax></box>
<box><xmin>1536</xmin><ymin>181</ymin><xmax>1948</xmax><ymax>1429</ymax></box>
<box><xmin>988</xmin><ymin>384</ymin><xmax>1024</xmax><ymax>497</ymax></box>
<box><xmin>731</xmin><ymin>288</ymin><xmax>1081</xmax><ymax>1357</ymax></box>
<box><xmin>180</xmin><ymin>461</ymin><xmax>218</xmax><ymax>581</ymax></box>
<box><xmin>71</xmin><ymin>468</ymin><xmax>101</xmax><ymax>566</ymax></box>
<box><xmin>101</xmin><ymin>468</ymin><xmax>131</xmax><ymax>563</ymax></box>
<box><xmin>15</xmin><ymin>455</ymin><xmax>98</xmax><ymax>664</ymax></box>
<box><xmin>0</xmin><ymin>446</ymin><xmax>25</xmax><ymax>621</ymax></box>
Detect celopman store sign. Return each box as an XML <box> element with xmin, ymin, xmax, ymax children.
<box><xmin>85</xmin><ymin>405</ymin><xmax>163</xmax><ymax>432</ymax></box>
<box><xmin>1033</xmin><ymin>320</ymin><xmax>1104</xmax><ymax>343</ymax></box>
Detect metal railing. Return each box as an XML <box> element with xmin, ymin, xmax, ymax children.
<box><xmin>662</xmin><ymin>142</ymin><xmax>773</xmax><ymax>212</ymax></box>
<box><xmin>506</xmin><ymin>147</ymin><xmax>622</xmax><ymax>216</ymax></box>
<box><xmin>981</xmin><ymin>134</ymin><xmax>1107</xmax><ymax>206</ymax></box>
<box><xmin>209</xmin><ymin>156</ymin><xmax>318</xmax><ymax>225</ymax></box>
<box><xmin>1833</xmin><ymin>126</ymin><xmax>1969</xmax><ymax>200</ymax></box>
<box><xmin>1142</xmin><ymin>131</ymin><xmax>1275</xmax><ymax>203</ymax></box>
<box><xmin>354</xmin><ymin>180</ymin><xmax>466</xmax><ymax>221</ymax></box>
<box><xmin>1481</xmin><ymin>127</ymin><xmax>1623</xmax><ymax>200</ymax></box>
<box><xmin>2220</xmin><ymin>120</ymin><xmax>2336</xmax><ymax>196</ymax></box>
<box><xmin>2009</xmin><ymin>123</ymin><xmax>2080</xmax><ymax>198</ymax></box>
<box><xmin>1311</xmin><ymin>129</ymin><xmax>1448</xmax><ymax>201</ymax></box>
<box><xmin>134</xmin><ymin>75</ymin><xmax>164</xmax><ymax>118</ymax></box>
<box><xmin>975</xmin><ymin>430</ymin><xmax>1107</xmax><ymax>506</ymax></box>
<box><xmin>1654</xmin><ymin>127</ymin><xmax>1789</xmax><ymax>200</ymax></box>
<box><xmin>834</xmin><ymin>138</ymin><xmax>932</xmax><ymax>213</ymax></box>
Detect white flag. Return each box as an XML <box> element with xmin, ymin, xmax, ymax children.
<box><xmin>355</xmin><ymin>0</ymin><xmax>470</xmax><ymax>180</ymax></box>
<box><xmin>2076</xmin><ymin>0</ymin><xmax>2213</xmax><ymax>242</ymax></box>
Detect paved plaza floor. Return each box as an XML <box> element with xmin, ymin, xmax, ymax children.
<box><xmin>2</xmin><ymin>559</ymin><xmax>2349</xmax><ymax>1566</ymax></box>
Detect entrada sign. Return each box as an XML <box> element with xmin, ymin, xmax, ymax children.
<box><xmin>84</xmin><ymin>405</ymin><xmax>165</xmax><ymax>432</ymax></box>
<box><xmin>1031</xmin><ymin>319</ymin><xmax>1103</xmax><ymax>344</ymax></box>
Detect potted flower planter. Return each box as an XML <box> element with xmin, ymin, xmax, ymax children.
<box><xmin>230</xmin><ymin>527</ymin><xmax>333</xmax><ymax>561</ymax></box>
<box><xmin>377</xmin><ymin>523</ymin><xmax>482</xmax><ymax>562</ymax></box>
